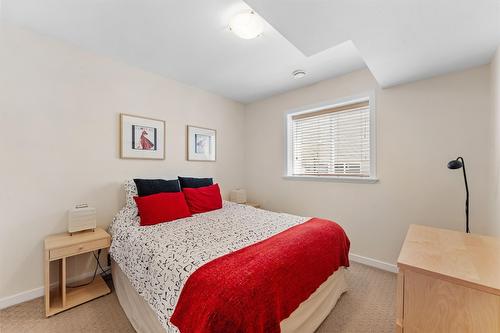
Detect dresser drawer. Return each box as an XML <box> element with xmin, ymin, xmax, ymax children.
<box><xmin>49</xmin><ymin>238</ymin><xmax>110</xmax><ymax>260</ymax></box>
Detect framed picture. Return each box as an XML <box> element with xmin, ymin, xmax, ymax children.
<box><xmin>187</xmin><ymin>125</ymin><xmax>216</xmax><ymax>161</ymax></box>
<box><xmin>120</xmin><ymin>114</ymin><xmax>165</xmax><ymax>159</ymax></box>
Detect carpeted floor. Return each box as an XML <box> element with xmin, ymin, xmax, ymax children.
<box><xmin>0</xmin><ymin>262</ymin><xmax>396</xmax><ymax>333</ymax></box>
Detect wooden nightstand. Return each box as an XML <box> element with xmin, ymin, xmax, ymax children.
<box><xmin>242</xmin><ymin>202</ymin><xmax>260</xmax><ymax>208</ymax></box>
<box><xmin>44</xmin><ymin>228</ymin><xmax>111</xmax><ymax>317</ymax></box>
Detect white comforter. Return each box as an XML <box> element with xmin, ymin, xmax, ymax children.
<box><xmin>109</xmin><ymin>181</ymin><xmax>308</xmax><ymax>332</ymax></box>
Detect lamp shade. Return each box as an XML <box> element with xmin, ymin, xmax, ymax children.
<box><xmin>230</xmin><ymin>189</ymin><xmax>247</xmax><ymax>204</ymax></box>
<box><xmin>447</xmin><ymin>159</ymin><xmax>463</xmax><ymax>169</ymax></box>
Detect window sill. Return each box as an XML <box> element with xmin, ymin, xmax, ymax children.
<box><xmin>282</xmin><ymin>175</ymin><xmax>379</xmax><ymax>184</ymax></box>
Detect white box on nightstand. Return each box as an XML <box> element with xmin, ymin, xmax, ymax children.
<box><xmin>68</xmin><ymin>204</ymin><xmax>96</xmax><ymax>234</ymax></box>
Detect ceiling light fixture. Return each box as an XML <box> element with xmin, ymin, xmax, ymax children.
<box><xmin>229</xmin><ymin>11</ymin><xmax>263</xmax><ymax>39</ymax></box>
<box><xmin>292</xmin><ymin>70</ymin><xmax>306</xmax><ymax>79</ymax></box>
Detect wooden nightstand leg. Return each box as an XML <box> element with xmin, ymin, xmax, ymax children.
<box><xmin>60</xmin><ymin>257</ymin><xmax>66</xmax><ymax>307</ymax></box>
<box><xmin>44</xmin><ymin>250</ymin><xmax>50</xmax><ymax>316</ymax></box>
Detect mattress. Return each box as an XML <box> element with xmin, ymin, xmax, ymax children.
<box><xmin>109</xmin><ymin>181</ymin><xmax>348</xmax><ymax>332</ymax></box>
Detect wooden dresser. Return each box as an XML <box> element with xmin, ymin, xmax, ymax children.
<box><xmin>396</xmin><ymin>224</ymin><xmax>500</xmax><ymax>333</ymax></box>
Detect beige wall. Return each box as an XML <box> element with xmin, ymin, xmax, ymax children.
<box><xmin>0</xmin><ymin>22</ymin><xmax>497</xmax><ymax>304</ymax></box>
<box><xmin>0</xmin><ymin>25</ymin><xmax>245</xmax><ymax>299</ymax></box>
<box><xmin>244</xmin><ymin>66</ymin><xmax>493</xmax><ymax>265</ymax></box>
<box><xmin>491</xmin><ymin>46</ymin><xmax>500</xmax><ymax>236</ymax></box>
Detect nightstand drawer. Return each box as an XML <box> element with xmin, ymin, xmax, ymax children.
<box><xmin>49</xmin><ymin>238</ymin><xmax>110</xmax><ymax>260</ymax></box>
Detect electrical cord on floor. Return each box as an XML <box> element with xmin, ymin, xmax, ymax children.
<box><xmin>93</xmin><ymin>251</ymin><xmax>111</xmax><ymax>276</ymax></box>
<box><xmin>66</xmin><ymin>249</ymin><xmax>110</xmax><ymax>288</ymax></box>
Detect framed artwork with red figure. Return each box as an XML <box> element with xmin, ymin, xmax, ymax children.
<box><xmin>120</xmin><ymin>114</ymin><xmax>165</xmax><ymax>159</ymax></box>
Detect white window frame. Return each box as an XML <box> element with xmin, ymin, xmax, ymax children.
<box><xmin>284</xmin><ymin>92</ymin><xmax>378</xmax><ymax>183</ymax></box>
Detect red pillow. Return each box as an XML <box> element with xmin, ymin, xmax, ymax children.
<box><xmin>134</xmin><ymin>192</ymin><xmax>192</xmax><ymax>226</ymax></box>
<box><xmin>183</xmin><ymin>184</ymin><xmax>222</xmax><ymax>214</ymax></box>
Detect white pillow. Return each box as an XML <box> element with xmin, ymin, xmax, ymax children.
<box><xmin>124</xmin><ymin>180</ymin><xmax>138</xmax><ymax>208</ymax></box>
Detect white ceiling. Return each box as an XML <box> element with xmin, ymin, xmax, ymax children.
<box><xmin>0</xmin><ymin>0</ymin><xmax>365</xmax><ymax>103</ymax></box>
<box><xmin>1</xmin><ymin>1</ymin><xmax>499</xmax><ymax>103</ymax></box>
<box><xmin>246</xmin><ymin>0</ymin><xmax>500</xmax><ymax>89</ymax></box>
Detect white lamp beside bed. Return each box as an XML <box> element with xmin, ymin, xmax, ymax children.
<box><xmin>229</xmin><ymin>189</ymin><xmax>247</xmax><ymax>204</ymax></box>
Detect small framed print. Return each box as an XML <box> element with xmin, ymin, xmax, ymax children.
<box><xmin>120</xmin><ymin>114</ymin><xmax>165</xmax><ymax>159</ymax></box>
<box><xmin>187</xmin><ymin>125</ymin><xmax>216</xmax><ymax>161</ymax></box>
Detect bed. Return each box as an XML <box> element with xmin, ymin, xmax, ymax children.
<box><xmin>109</xmin><ymin>180</ymin><xmax>349</xmax><ymax>333</ymax></box>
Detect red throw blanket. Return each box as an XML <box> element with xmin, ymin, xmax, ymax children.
<box><xmin>170</xmin><ymin>218</ymin><xmax>350</xmax><ymax>333</ymax></box>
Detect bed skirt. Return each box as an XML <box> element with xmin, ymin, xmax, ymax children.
<box><xmin>111</xmin><ymin>260</ymin><xmax>348</xmax><ymax>333</ymax></box>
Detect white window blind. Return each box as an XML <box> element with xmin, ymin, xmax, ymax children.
<box><xmin>289</xmin><ymin>100</ymin><xmax>371</xmax><ymax>177</ymax></box>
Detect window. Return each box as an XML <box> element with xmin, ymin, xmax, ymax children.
<box><xmin>285</xmin><ymin>95</ymin><xmax>376</xmax><ymax>182</ymax></box>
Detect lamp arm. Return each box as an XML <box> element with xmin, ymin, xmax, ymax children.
<box><xmin>457</xmin><ymin>157</ymin><xmax>470</xmax><ymax>233</ymax></box>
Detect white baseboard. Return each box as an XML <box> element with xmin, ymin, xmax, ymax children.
<box><xmin>0</xmin><ymin>287</ymin><xmax>45</xmax><ymax>310</ymax></box>
<box><xmin>0</xmin><ymin>266</ymin><xmax>110</xmax><ymax>310</ymax></box>
<box><xmin>349</xmin><ymin>253</ymin><xmax>398</xmax><ymax>273</ymax></box>
<box><xmin>1</xmin><ymin>254</ymin><xmax>396</xmax><ymax>310</ymax></box>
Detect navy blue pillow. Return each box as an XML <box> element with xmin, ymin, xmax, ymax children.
<box><xmin>178</xmin><ymin>177</ymin><xmax>213</xmax><ymax>189</ymax></box>
<box><xmin>133</xmin><ymin>179</ymin><xmax>181</xmax><ymax>197</ymax></box>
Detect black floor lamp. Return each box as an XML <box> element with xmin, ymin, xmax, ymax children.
<box><xmin>447</xmin><ymin>157</ymin><xmax>470</xmax><ymax>233</ymax></box>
